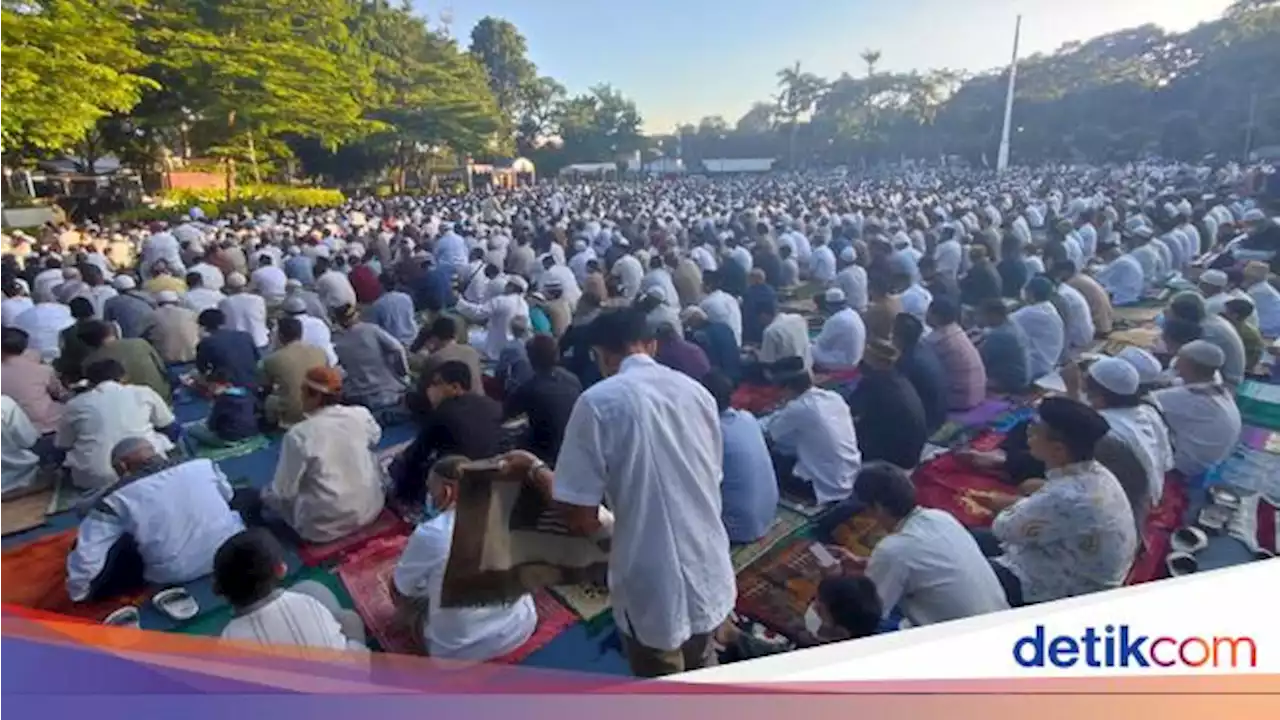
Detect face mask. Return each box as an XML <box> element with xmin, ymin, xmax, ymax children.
<box><xmin>804</xmin><ymin>602</ymin><xmax>825</xmax><ymax>639</ymax></box>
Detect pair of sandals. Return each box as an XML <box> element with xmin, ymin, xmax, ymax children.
<box><xmin>103</xmin><ymin>587</ymin><xmax>199</xmax><ymax>629</ymax></box>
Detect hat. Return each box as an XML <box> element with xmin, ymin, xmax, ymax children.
<box><xmin>226</xmin><ymin>272</ymin><xmax>247</xmax><ymax>289</ymax></box>
<box><xmin>1199</xmin><ymin>269</ymin><xmax>1228</xmax><ymax>288</ymax></box>
<box><xmin>507</xmin><ymin>276</ymin><xmax>529</xmax><ymax>292</ymax></box>
<box><xmin>1036</xmin><ymin>396</ymin><xmax>1110</xmax><ymax>448</ymax></box>
<box><xmin>1243</xmin><ymin>208</ymin><xmax>1266</xmax><ymax>223</ymax></box>
<box><xmin>839</xmin><ymin>246</ymin><xmax>857</xmax><ymax>263</ymax></box>
<box><xmin>680</xmin><ymin>305</ymin><xmax>707</xmax><ymax>323</ymax></box>
<box><xmin>303</xmin><ymin>366</ymin><xmax>342</xmax><ymax>395</ymax></box>
<box><xmin>1088</xmin><ymin>357</ymin><xmax>1140</xmax><ymax>396</ymax></box>
<box><xmin>155</xmin><ymin>290</ymin><xmax>180</xmax><ymax>305</ymax></box>
<box><xmin>644</xmin><ymin>285</ymin><xmax>667</xmax><ymax>302</ymax></box>
<box><xmin>1116</xmin><ymin>347</ymin><xmax>1162</xmax><ymax>385</ymax></box>
<box><xmin>113</xmin><ymin>275</ymin><xmax>136</xmax><ymax>291</ymax></box>
<box><xmin>1178</xmin><ymin>340</ymin><xmax>1225</xmax><ymax>369</ymax></box>
<box><xmin>543</xmin><ymin>276</ymin><xmax>564</xmax><ymax>290</ymax></box>
<box><xmin>824</xmin><ymin>287</ymin><xmax>847</xmax><ymax>305</ymax></box>
<box><xmin>282</xmin><ymin>296</ymin><xmax>307</xmax><ymax>314</ymax></box>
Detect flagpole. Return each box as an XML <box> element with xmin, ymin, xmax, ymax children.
<box><xmin>996</xmin><ymin>14</ymin><xmax>1022</xmax><ymax>174</ymax></box>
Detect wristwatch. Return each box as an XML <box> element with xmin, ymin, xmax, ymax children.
<box><xmin>527</xmin><ymin>460</ymin><xmax>549</xmax><ymax>481</ymax></box>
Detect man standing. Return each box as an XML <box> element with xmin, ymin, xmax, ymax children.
<box><xmin>504</xmin><ymin>308</ymin><xmax>733</xmax><ymax>677</ymax></box>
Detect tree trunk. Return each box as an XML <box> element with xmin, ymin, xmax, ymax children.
<box><xmin>225</xmin><ymin>110</ymin><xmax>238</xmax><ymax>202</ymax></box>
<box><xmin>247</xmin><ymin>130</ymin><xmax>262</xmax><ymax>184</ymax></box>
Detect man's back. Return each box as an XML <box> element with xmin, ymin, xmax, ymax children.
<box><xmin>553</xmin><ymin>355</ymin><xmax>734</xmax><ymax>652</ymax></box>
<box><xmin>152</xmin><ymin>305</ymin><xmax>201</xmax><ymax>364</ymax></box>
<box><xmin>86</xmin><ymin>339</ymin><xmax>172</xmax><ymax>401</ymax></box>
<box><xmin>262</xmin><ymin>342</ymin><xmax>329</xmax><ymax>426</ymax></box>
<box><xmin>196</xmin><ymin>328</ymin><xmax>259</xmax><ymax>389</ymax></box>
<box><xmin>506</xmin><ymin>368</ymin><xmax>582</xmax><ymax>463</ymax></box>
<box><xmin>719</xmin><ymin>409</ymin><xmax>778</xmax><ymax>544</ymax></box>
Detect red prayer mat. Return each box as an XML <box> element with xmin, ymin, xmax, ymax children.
<box><xmin>1126</xmin><ymin>475</ymin><xmax>1191</xmax><ymax>585</ymax></box>
<box><xmin>736</xmin><ymin>538</ymin><xmax>854</xmax><ymax>647</ymax></box>
<box><xmin>1</xmin><ymin>529</ymin><xmax>150</xmax><ymax>621</ymax></box>
<box><xmin>911</xmin><ymin>432</ymin><xmax>1016</xmax><ymax>528</ymax></box>
<box><xmin>336</xmin><ymin>534</ymin><xmax>576</xmax><ymax>663</ymax></box>
<box><xmin>296</xmin><ymin>508</ymin><xmax>411</xmax><ymax>566</ymax></box>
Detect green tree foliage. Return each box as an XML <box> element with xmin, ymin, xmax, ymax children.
<box><xmin>1</xmin><ymin>0</ymin><xmax>157</xmax><ymax>154</ymax></box>
<box><xmin>468</xmin><ymin>16</ymin><xmax>536</xmax><ymax>117</ymax></box>
<box><xmin>551</xmin><ymin>84</ymin><xmax>645</xmax><ymax>165</ymax></box>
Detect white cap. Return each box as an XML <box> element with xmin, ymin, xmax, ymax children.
<box><xmin>824</xmin><ymin>287</ymin><xmax>847</xmax><ymax>304</ymax></box>
<box><xmin>1087</xmin><ymin>357</ymin><xmax>1140</xmax><ymax>396</ymax></box>
<box><xmin>226</xmin><ymin>272</ymin><xmax>247</xmax><ymax>289</ymax></box>
<box><xmin>1178</xmin><ymin>340</ymin><xmax>1225</xmax><ymax>369</ymax></box>
<box><xmin>113</xmin><ymin>275</ymin><xmax>136</xmax><ymax>291</ymax></box>
<box><xmin>644</xmin><ymin>285</ymin><xmax>667</xmax><ymax>302</ymax></box>
<box><xmin>508</xmin><ymin>276</ymin><xmax>529</xmax><ymax>292</ymax></box>
<box><xmin>155</xmin><ymin>290</ymin><xmax>180</xmax><ymax>305</ymax></box>
<box><xmin>1199</xmin><ymin>269</ymin><xmax>1228</xmax><ymax>288</ymax></box>
<box><xmin>1116</xmin><ymin>347</ymin><xmax>1162</xmax><ymax>384</ymax></box>
<box><xmin>679</xmin><ymin>305</ymin><xmax>707</xmax><ymax>323</ymax></box>
<box><xmin>1243</xmin><ymin>208</ymin><xmax>1266</xmax><ymax>222</ymax></box>
<box><xmin>839</xmin><ymin>247</ymin><xmax>857</xmax><ymax>263</ymax></box>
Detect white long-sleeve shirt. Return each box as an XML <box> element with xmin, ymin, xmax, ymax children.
<box><xmin>2</xmin><ymin>395</ymin><xmax>40</xmax><ymax>494</ymax></box>
<box><xmin>66</xmin><ymin>458</ymin><xmax>244</xmax><ymax>601</ymax></box>
<box><xmin>808</xmin><ymin>246</ymin><xmax>837</xmax><ymax>283</ymax></box>
<box><xmin>218</xmin><ymin>293</ymin><xmax>270</xmax><ymax>348</ymax></box>
<box><xmin>811</xmin><ymin>308</ymin><xmax>866</xmax><ymax>370</ymax></box>
<box><xmin>759</xmin><ymin>313</ymin><xmax>812</xmax><ymax>370</ymax></box>
<box><xmin>56</xmin><ymin>381</ymin><xmax>175</xmax><ymax>490</ymax></box>
<box><xmin>1011</xmin><ymin>301</ymin><xmax>1065</xmax><ymax>379</ymax></box>
<box><xmin>835</xmin><ymin>265</ymin><xmax>869</xmax><ymax>313</ymax></box>
<box><xmin>455</xmin><ymin>292</ymin><xmax>530</xmax><ymax>361</ymax></box>
<box><xmin>699</xmin><ymin>290</ymin><xmax>742</xmax><ymax>346</ymax></box>
<box><xmin>763</xmin><ymin>387</ymin><xmax>861</xmax><ymax>504</ymax></box>
<box><xmin>1095</xmin><ymin>254</ymin><xmax>1144</xmax><ymax>306</ymax></box>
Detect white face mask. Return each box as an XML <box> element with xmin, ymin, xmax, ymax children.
<box><xmin>804</xmin><ymin>602</ymin><xmax>825</xmax><ymax>639</ymax></box>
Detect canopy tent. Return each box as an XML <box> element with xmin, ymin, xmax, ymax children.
<box><xmin>559</xmin><ymin>162</ymin><xmax>618</xmax><ymax>177</ymax></box>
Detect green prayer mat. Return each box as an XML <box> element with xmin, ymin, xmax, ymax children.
<box><xmin>174</xmin><ymin>566</ymin><xmax>356</xmax><ymax>638</ymax></box>
<box><xmin>191</xmin><ymin>434</ymin><xmax>274</xmax><ymax>462</ymax></box>
<box><xmin>46</xmin><ymin>476</ymin><xmax>91</xmax><ymax>516</ymax></box>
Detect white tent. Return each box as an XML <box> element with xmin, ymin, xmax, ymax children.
<box><xmin>702</xmin><ymin>158</ymin><xmax>775</xmax><ymax>173</ymax></box>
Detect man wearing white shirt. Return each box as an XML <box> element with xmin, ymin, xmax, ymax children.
<box><xmin>1049</xmin><ymin>261</ymin><xmax>1096</xmax><ymax>358</ymax></box>
<box><xmin>854</xmin><ymin>463</ymin><xmax>1008</xmax><ymax>627</ymax></box>
<box><xmin>1150</xmin><ymin>341</ymin><xmax>1241</xmax><ymax>477</ymax></box>
<box><xmin>2</xmin><ymin>280</ymin><xmax>34</xmax><ymax>327</ymax></box>
<box><xmin>763</xmin><ymin>364</ymin><xmax>860</xmax><ymax>505</ymax></box>
<box><xmin>282</xmin><ymin>297</ymin><xmax>338</xmax><ymax>366</ymax></box>
<box><xmin>728</xmin><ymin>241</ymin><xmax>753</xmax><ymax>273</ymax></box>
<box><xmin>455</xmin><ymin>276</ymin><xmax>531</xmax><ymax>361</ymax></box>
<box><xmin>14</xmin><ymin>299</ymin><xmax>73</xmax><ymax>363</ymax></box>
<box><xmin>808</xmin><ymin>237</ymin><xmax>837</xmax><ymax>283</ymax></box>
<box><xmin>525</xmin><ymin>308</ymin><xmax>733</xmax><ymax>677</ymax></box>
<box><xmin>758</xmin><ymin>306</ymin><xmax>812</xmax><ymax>371</ymax></box>
<box><xmin>811</xmin><ymin>288</ymin><xmax>865</xmax><ymax>371</ymax></box>
<box><xmin>699</xmin><ymin>275</ymin><xmax>742</xmax><ymax>346</ymax></box>
<box><xmin>392</xmin><ymin>456</ymin><xmax>537</xmax><ymax>660</ymax></box>
<box><xmin>610</xmin><ymin>251</ymin><xmax>645</xmax><ymax>302</ymax></box>
<box><xmin>182</xmin><ymin>272</ymin><xmax>226</xmax><ymax>315</ymax></box>
<box><xmin>1011</xmin><ymin>277</ymin><xmax>1066</xmax><ymax>379</ymax></box>
<box><xmin>218</xmin><ymin>273</ymin><xmax>270</xmax><ymax>349</ymax></box>
<box><xmin>313</xmin><ymin>257</ymin><xmax>357</xmax><ymax>309</ymax></box>
<box><xmin>539</xmin><ymin>256</ymin><xmax>582</xmax><ymax>309</ymax></box>
<box><xmin>33</xmin><ymin>259</ymin><xmax>65</xmax><ymax>303</ymax></box>
<box><xmin>1243</xmin><ymin>261</ymin><xmax>1280</xmax><ymax>338</ymax></box>
<box><xmin>140</xmin><ymin>230</ymin><xmax>184</xmax><ymax>280</ymax></box>
<box><xmin>188</xmin><ymin>252</ymin><xmax>226</xmax><ymax>292</ymax></box>
<box><xmin>933</xmin><ymin>230</ymin><xmax>963</xmax><ymax>283</ymax></box>
<box><xmin>1094</xmin><ymin>242</ymin><xmax>1145</xmax><ymax>306</ymax></box>
<box><xmin>250</xmin><ymin>254</ymin><xmax>288</xmax><ymax>304</ymax></box>
<box><xmin>690</xmin><ymin>242</ymin><xmax>718</xmax><ymax>273</ymax></box>
<box><xmin>835</xmin><ymin>247</ymin><xmax>869</xmax><ymax>313</ymax></box>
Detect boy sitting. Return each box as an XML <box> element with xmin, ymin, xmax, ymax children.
<box><xmin>186</xmin><ymin>368</ymin><xmax>259</xmax><ymax>449</ymax></box>
<box><xmin>216</xmin><ymin>528</ymin><xmax>367</xmax><ymax>650</ymax></box>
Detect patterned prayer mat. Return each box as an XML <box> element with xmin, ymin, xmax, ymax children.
<box><xmin>912</xmin><ymin>432</ymin><xmax>1018</xmax><ymax>529</ymax></box>
<box><xmin>297</xmin><ymin>508</ymin><xmax>411</xmax><ymax>567</ymax></box>
<box><xmin>822</xmin><ymin>510</ymin><xmax>887</xmax><ymax>558</ymax></box>
<box><xmin>735</xmin><ymin>538</ymin><xmax>850</xmax><ymax>646</ymax></box>
<box><xmin>731</xmin><ymin>508</ymin><xmax>810</xmax><ymax>573</ymax></box>
<box><xmin>338</xmin><ymin>534</ymin><xmax>577</xmax><ymax>662</ymax></box>
<box><xmin>1126</xmin><ymin>476</ymin><xmax>1191</xmax><ymax>585</ymax></box>
<box><xmin>190</xmin><ymin>433</ymin><xmax>273</xmax><ymax>462</ymax></box>
<box><xmin>1237</xmin><ymin>381</ymin><xmax>1280</xmax><ymax>432</ymax></box>
<box><xmin>1100</xmin><ymin>327</ymin><xmax>1163</xmax><ymax>355</ymax></box>
<box><xmin>549</xmin><ymin>581</ymin><xmax>612</xmax><ymax>625</ymax></box>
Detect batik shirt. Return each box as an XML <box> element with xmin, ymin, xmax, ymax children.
<box><xmin>992</xmin><ymin>460</ymin><xmax>1137</xmax><ymax>603</ymax></box>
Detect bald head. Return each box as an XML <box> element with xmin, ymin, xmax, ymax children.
<box><xmin>110</xmin><ymin>436</ymin><xmax>157</xmax><ymax>476</ymax></box>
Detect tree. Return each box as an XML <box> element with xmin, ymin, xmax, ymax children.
<box><xmin>468</xmin><ymin>16</ymin><xmax>536</xmax><ymax>117</ymax></box>
<box><xmin>860</xmin><ymin>49</ymin><xmax>882</xmax><ymax>77</ymax></box>
<box><xmin>697</xmin><ymin>115</ymin><xmax>729</xmax><ymax>135</ymax></box>
<box><xmin>736</xmin><ymin>102</ymin><xmax>776</xmax><ymax>134</ymax></box>
<box><xmin>515</xmin><ymin>76</ymin><xmax>567</xmax><ymax>155</ymax></box>
<box><xmin>553</xmin><ymin>84</ymin><xmax>644</xmax><ymax>164</ymax></box>
<box><xmin>1</xmin><ymin>0</ymin><xmax>157</xmax><ymax>155</ymax></box>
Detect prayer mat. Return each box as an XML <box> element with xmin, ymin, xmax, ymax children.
<box><xmin>1237</xmin><ymin>381</ymin><xmax>1280</xmax><ymax>432</ymax></box>
<box><xmin>1241</xmin><ymin>426</ymin><xmax>1280</xmax><ymax>455</ymax></box>
<box><xmin>949</xmin><ymin>399</ymin><xmax>1013</xmax><ymax>429</ymax></box>
<box><xmin>45</xmin><ymin>476</ymin><xmax>92</xmax><ymax>516</ymax></box>
<box><xmin>1126</xmin><ymin>476</ymin><xmax>1191</xmax><ymax>585</ymax></box>
<box><xmin>1100</xmin><ymin>327</ymin><xmax>1163</xmax><ymax>355</ymax></box>
<box><xmin>731</xmin><ymin>508</ymin><xmax>810</xmax><ymax>573</ymax></box>
<box><xmin>440</xmin><ymin>463</ymin><xmax>609</xmax><ymax>608</ymax></box>
<box><xmin>1</xmin><ymin>529</ymin><xmax>151</xmax><ymax>621</ymax></box>
<box><xmin>549</xmin><ymin>581</ymin><xmax>612</xmax><ymax>625</ymax></box>
<box><xmin>1257</xmin><ymin>496</ymin><xmax>1277</xmax><ymax>555</ymax></box>
<box><xmin>735</xmin><ymin>538</ymin><xmax>852</xmax><ymax>647</ymax></box>
<box><xmin>336</xmin><ymin>534</ymin><xmax>417</xmax><ymax>654</ymax></box>
<box><xmin>2</xmin><ymin>486</ymin><xmax>53</xmax><ymax>536</ymax></box>
<box><xmin>991</xmin><ymin>406</ymin><xmax>1036</xmax><ymax>433</ymax></box>
<box><xmin>813</xmin><ymin>503</ymin><xmax>885</xmax><ymax>557</ymax></box>
<box><xmin>1112</xmin><ymin>304</ymin><xmax>1165</xmax><ymax>328</ymax></box>
<box><xmin>338</xmin><ymin>535</ymin><xmax>577</xmax><ymax>661</ymax></box>
<box><xmin>296</xmin><ymin>508</ymin><xmax>411</xmax><ymax>567</ymax></box>
<box><xmin>912</xmin><ymin>438</ymin><xmax>1017</xmax><ymax>529</ymax></box>
<box><xmin>175</xmin><ymin>566</ymin><xmax>354</xmax><ymax>639</ymax></box>
<box><xmin>191</xmin><ymin>433</ymin><xmax>273</xmax><ymax>462</ymax></box>
<box><xmin>731</xmin><ymin>383</ymin><xmax>787</xmax><ymax>416</ymax></box>
<box><xmin>1204</xmin><ymin>447</ymin><xmax>1280</xmax><ymax>499</ymax></box>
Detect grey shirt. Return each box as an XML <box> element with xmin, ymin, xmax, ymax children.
<box><xmin>103</xmin><ymin>291</ymin><xmax>158</xmax><ymax>340</ymax></box>
<box><xmin>1200</xmin><ymin>314</ymin><xmax>1246</xmax><ymax>385</ymax></box>
<box><xmin>332</xmin><ymin>322</ymin><xmax>409</xmax><ymax>409</ymax></box>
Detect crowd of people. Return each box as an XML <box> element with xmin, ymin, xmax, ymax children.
<box><xmin>2</xmin><ymin>160</ymin><xmax>1278</xmax><ymax>677</ymax></box>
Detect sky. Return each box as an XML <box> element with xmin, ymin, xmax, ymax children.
<box><xmin>416</xmin><ymin>0</ymin><xmax>1236</xmax><ymax>134</ymax></box>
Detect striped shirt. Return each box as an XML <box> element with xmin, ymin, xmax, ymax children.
<box><xmin>923</xmin><ymin>324</ymin><xmax>986</xmax><ymax>411</ymax></box>
<box><xmin>222</xmin><ymin>590</ymin><xmax>364</xmax><ymax>651</ymax></box>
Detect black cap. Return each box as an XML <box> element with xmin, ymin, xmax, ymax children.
<box><xmin>1037</xmin><ymin>396</ymin><xmax>1110</xmax><ymax>450</ymax></box>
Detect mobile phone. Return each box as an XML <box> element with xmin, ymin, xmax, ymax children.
<box><xmin>809</xmin><ymin>543</ymin><xmax>838</xmax><ymax>568</ymax></box>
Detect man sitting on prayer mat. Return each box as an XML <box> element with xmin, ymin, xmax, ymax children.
<box><xmin>922</xmin><ymin>297</ymin><xmax>986</xmax><ymax>411</ymax></box>
<box><xmin>761</xmin><ymin>357</ymin><xmax>861</xmax><ymax>505</ymax></box>
<box><xmin>216</xmin><ymin>529</ymin><xmax>367</xmax><ymax>651</ymax></box>
<box><xmin>66</xmin><ymin>437</ymin><xmax>244</xmax><ymax>602</ymax></box>
<box><xmin>810</xmin><ymin>287</ymin><xmax>866</xmax><ymax>372</ymax></box>
<box><xmin>968</xmin><ymin>397</ymin><xmax>1136</xmax><ymax>607</ymax></box>
<box><xmin>57</xmin><ymin>359</ymin><xmax>177</xmax><ymax>491</ymax></box>
<box><xmin>852</xmin><ymin>463</ymin><xmax>1007</xmax><ymax>627</ymax></box>
<box><xmin>263</xmin><ymin>367</ymin><xmax>385</xmax><ymax>544</ymax></box>
<box><xmin>260</xmin><ymin>317</ymin><xmax>329</xmax><ymax>429</ymax></box>
<box><xmin>503</xmin><ymin>335</ymin><xmax>582</xmax><ymax>464</ymax></box>
<box><xmin>391</xmin><ymin>456</ymin><xmax>537</xmax><ymax>660</ymax></box>
<box><xmin>511</xmin><ymin>307</ymin><xmax>734</xmax><ymax>677</ymax></box>
<box><xmin>849</xmin><ymin>341</ymin><xmax>926</xmax><ymax>470</ymax></box>
<box><xmin>1149</xmin><ymin>341</ymin><xmax>1242</xmax><ymax>477</ymax></box>
<box><xmin>79</xmin><ymin>319</ymin><xmax>173</xmax><ymax>403</ymax></box>
<box><xmin>701</xmin><ymin>371</ymin><xmax>778</xmax><ymax>544</ymax></box>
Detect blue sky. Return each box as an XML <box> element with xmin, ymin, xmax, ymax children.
<box><xmin>416</xmin><ymin>0</ymin><xmax>1234</xmax><ymax>133</ymax></box>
